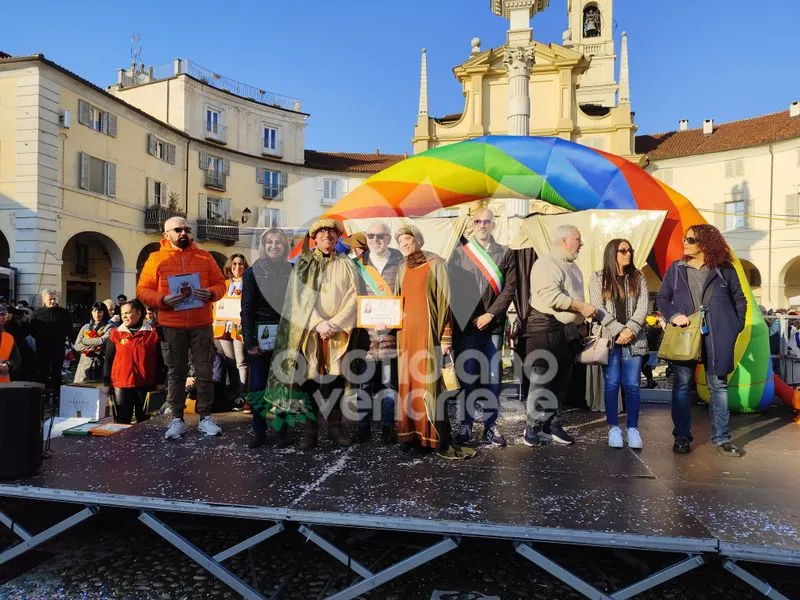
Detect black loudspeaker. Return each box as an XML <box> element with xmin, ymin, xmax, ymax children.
<box><xmin>0</xmin><ymin>382</ymin><xmax>44</xmax><ymax>479</ymax></box>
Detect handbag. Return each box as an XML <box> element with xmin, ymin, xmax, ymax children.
<box><xmin>441</xmin><ymin>353</ymin><xmax>460</xmax><ymax>391</ymax></box>
<box><xmin>577</xmin><ymin>335</ymin><xmax>612</xmax><ymax>366</ymax></box>
<box><xmin>657</xmin><ymin>311</ymin><xmax>703</xmax><ymax>362</ymax></box>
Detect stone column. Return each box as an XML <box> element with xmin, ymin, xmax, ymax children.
<box><xmin>504</xmin><ymin>46</ymin><xmax>535</xmax><ymax>136</ymax></box>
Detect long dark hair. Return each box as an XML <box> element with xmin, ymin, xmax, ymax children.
<box><xmin>89</xmin><ymin>302</ymin><xmax>110</xmax><ymax>324</ymax></box>
<box><xmin>683</xmin><ymin>224</ymin><xmax>733</xmax><ymax>270</ymax></box>
<box><xmin>601</xmin><ymin>238</ymin><xmax>641</xmax><ymax>301</ymax></box>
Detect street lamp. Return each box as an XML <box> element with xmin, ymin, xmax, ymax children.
<box><xmin>241</xmin><ymin>207</ymin><xmax>251</xmax><ymax>224</ymax></box>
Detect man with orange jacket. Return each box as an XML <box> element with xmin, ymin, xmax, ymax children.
<box><xmin>137</xmin><ymin>217</ymin><xmax>227</xmax><ymax>440</ymax></box>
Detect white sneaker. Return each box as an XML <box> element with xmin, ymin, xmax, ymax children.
<box><xmin>164</xmin><ymin>418</ymin><xmax>188</xmax><ymax>440</ymax></box>
<box><xmin>198</xmin><ymin>416</ymin><xmax>222</xmax><ymax>436</ymax></box>
<box><xmin>627</xmin><ymin>427</ymin><xmax>643</xmax><ymax>449</ymax></box>
<box><xmin>608</xmin><ymin>426</ymin><xmax>623</xmax><ymax>448</ymax></box>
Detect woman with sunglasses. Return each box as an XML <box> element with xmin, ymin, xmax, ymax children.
<box><xmin>656</xmin><ymin>225</ymin><xmax>747</xmax><ymax>457</ymax></box>
<box><xmin>589</xmin><ymin>239</ymin><xmax>649</xmax><ymax>448</ymax></box>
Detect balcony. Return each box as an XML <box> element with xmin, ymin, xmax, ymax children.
<box><xmin>144</xmin><ymin>204</ymin><xmax>187</xmax><ymax>232</ymax></box>
<box><xmin>205</xmin><ymin>171</ymin><xmax>226</xmax><ymax>190</ymax></box>
<box><xmin>204</xmin><ymin>124</ymin><xmax>227</xmax><ymax>145</ymax></box>
<box><xmin>197</xmin><ymin>218</ymin><xmax>239</xmax><ymax>245</ymax></box>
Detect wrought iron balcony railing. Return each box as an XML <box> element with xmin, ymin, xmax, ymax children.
<box><xmin>197</xmin><ymin>218</ymin><xmax>239</xmax><ymax>244</ymax></box>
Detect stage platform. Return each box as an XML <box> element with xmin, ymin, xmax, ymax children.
<box><xmin>1</xmin><ymin>402</ymin><xmax>798</xmax><ymax>599</ymax></box>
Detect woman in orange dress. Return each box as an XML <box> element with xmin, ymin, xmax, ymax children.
<box><xmin>394</xmin><ymin>226</ymin><xmax>474</xmax><ymax>459</ymax></box>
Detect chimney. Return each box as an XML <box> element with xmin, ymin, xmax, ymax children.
<box><xmin>376</xmin><ymin>148</ymin><xmax>381</xmax><ymax>156</ymax></box>
<box><xmin>791</xmin><ymin>101</ymin><xmax>800</xmax><ymax>118</ymax></box>
<box><xmin>703</xmin><ymin>119</ymin><xmax>714</xmax><ymax>136</ymax></box>
<box><xmin>679</xmin><ymin>119</ymin><xmax>689</xmax><ymax>131</ymax></box>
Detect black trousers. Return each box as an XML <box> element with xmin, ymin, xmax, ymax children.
<box><xmin>114</xmin><ymin>387</ymin><xmax>150</xmax><ymax>424</ymax></box>
<box><xmin>37</xmin><ymin>351</ymin><xmax>63</xmax><ymax>406</ymax></box>
<box><xmin>524</xmin><ymin>328</ymin><xmax>575</xmax><ymax>428</ymax></box>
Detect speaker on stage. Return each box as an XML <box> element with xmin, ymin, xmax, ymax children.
<box><xmin>0</xmin><ymin>382</ymin><xmax>44</xmax><ymax>479</ymax></box>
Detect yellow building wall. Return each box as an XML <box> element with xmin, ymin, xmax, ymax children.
<box><xmin>0</xmin><ymin>75</ymin><xmax>17</xmax><ymax>257</ymax></box>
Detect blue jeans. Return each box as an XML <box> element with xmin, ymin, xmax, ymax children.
<box><xmin>671</xmin><ymin>362</ymin><xmax>731</xmax><ymax>446</ymax></box>
<box><xmin>602</xmin><ymin>346</ymin><xmax>642</xmax><ymax>428</ymax></box>
<box><xmin>460</xmin><ymin>331</ymin><xmax>502</xmax><ymax>429</ymax></box>
<box><xmin>356</xmin><ymin>358</ymin><xmax>397</xmax><ymax>431</ymax></box>
<box><xmin>248</xmin><ymin>351</ymin><xmax>272</xmax><ymax>435</ymax></box>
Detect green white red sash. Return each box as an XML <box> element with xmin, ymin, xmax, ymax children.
<box><xmin>462</xmin><ymin>237</ymin><xmax>503</xmax><ymax>295</ymax></box>
<box><xmin>353</xmin><ymin>258</ymin><xmax>391</xmax><ymax>296</ymax></box>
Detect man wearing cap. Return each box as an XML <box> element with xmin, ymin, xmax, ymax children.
<box><xmin>347</xmin><ymin>222</ymin><xmax>404</xmax><ymax>444</ymax></box>
<box><xmin>137</xmin><ymin>216</ymin><xmax>227</xmax><ymax>440</ymax></box>
<box><xmin>0</xmin><ymin>305</ymin><xmax>22</xmax><ymax>382</ymax></box>
<box><xmin>262</xmin><ymin>218</ymin><xmax>358</xmax><ymax>450</ymax></box>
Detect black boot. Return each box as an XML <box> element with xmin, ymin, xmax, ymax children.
<box><xmin>248</xmin><ymin>431</ymin><xmax>267</xmax><ymax>449</ymax></box>
<box><xmin>381</xmin><ymin>425</ymin><xmax>397</xmax><ymax>444</ymax></box>
<box><xmin>274</xmin><ymin>423</ymin><xmax>293</xmax><ymax>449</ymax></box>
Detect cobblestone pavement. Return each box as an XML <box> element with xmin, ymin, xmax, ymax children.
<box><xmin>1</xmin><ymin>501</ymin><xmax>798</xmax><ymax>599</ymax></box>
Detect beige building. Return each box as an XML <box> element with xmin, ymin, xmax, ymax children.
<box><xmin>640</xmin><ymin>108</ymin><xmax>800</xmax><ymax>307</ymax></box>
<box><xmin>0</xmin><ymin>53</ymin><xmax>401</xmax><ymax>318</ymax></box>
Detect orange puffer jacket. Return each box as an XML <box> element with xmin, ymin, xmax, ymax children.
<box><xmin>136</xmin><ymin>239</ymin><xmax>227</xmax><ymax>329</ymax></box>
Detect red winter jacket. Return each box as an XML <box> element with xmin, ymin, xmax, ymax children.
<box><xmin>104</xmin><ymin>322</ymin><xmax>160</xmax><ymax>389</ymax></box>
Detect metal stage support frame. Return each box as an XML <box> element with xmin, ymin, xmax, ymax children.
<box><xmin>0</xmin><ymin>492</ymin><xmax>746</xmax><ymax>600</ymax></box>
<box><xmin>722</xmin><ymin>560</ymin><xmax>790</xmax><ymax>600</ymax></box>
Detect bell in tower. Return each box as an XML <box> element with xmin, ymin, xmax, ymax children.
<box><xmin>583</xmin><ymin>5</ymin><xmax>601</xmax><ymax>38</ymax></box>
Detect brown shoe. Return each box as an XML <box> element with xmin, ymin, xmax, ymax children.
<box><xmin>299</xmin><ymin>426</ymin><xmax>318</xmax><ymax>451</ymax></box>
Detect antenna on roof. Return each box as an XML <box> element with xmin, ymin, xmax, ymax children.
<box><xmin>130</xmin><ymin>33</ymin><xmax>142</xmax><ymax>71</ymax></box>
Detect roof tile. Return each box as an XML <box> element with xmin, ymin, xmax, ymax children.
<box><xmin>304</xmin><ymin>150</ymin><xmax>406</xmax><ymax>173</ymax></box>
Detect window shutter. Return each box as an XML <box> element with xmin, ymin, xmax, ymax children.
<box><xmin>222</xmin><ymin>158</ymin><xmax>230</xmax><ymax>175</ymax></box>
<box><xmin>106</xmin><ymin>161</ymin><xmax>116</xmax><ymax>197</ymax></box>
<box><xmin>742</xmin><ymin>197</ymin><xmax>751</xmax><ymax>229</ymax></box>
<box><xmin>148</xmin><ymin>134</ymin><xmax>157</xmax><ymax>156</ymax></box>
<box><xmin>78</xmin><ymin>100</ymin><xmax>90</xmax><ymax>126</ymax></box>
<box><xmin>786</xmin><ymin>194</ymin><xmax>799</xmax><ymax>224</ymax></box>
<box><xmin>315</xmin><ymin>177</ymin><xmax>323</xmax><ymax>191</ymax></box>
<box><xmin>256</xmin><ymin>167</ymin><xmax>265</xmax><ymax>184</ymax></box>
<box><xmin>223</xmin><ymin>198</ymin><xmax>232</xmax><ymax>220</ymax></box>
<box><xmin>275</xmin><ymin>128</ymin><xmax>282</xmax><ymax>154</ymax></box>
<box><xmin>146</xmin><ymin>177</ymin><xmax>154</xmax><ymax>204</ymax></box>
<box><xmin>714</xmin><ymin>203</ymin><xmax>725</xmax><ymax>230</ymax></box>
<box><xmin>280</xmin><ymin>171</ymin><xmax>288</xmax><ymax>200</ymax></box>
<box><xmin>198</xmin><ymin>193</ymin><xmax>207</xmax><ymax>218</ymax></box>
<box><xmin>199</xmin><ymin>151</ymin><xmax>208</xmax><ymax>169</ymax></box>
<box><xmin>107</xmin><ymin>114</ymin><xmax>118</xmax><ymax>137</ymax></box>
<box><xmin>162</xmin><ymin>182</ymin><xmax>169</xmax><ymax>206</ymax></box>
<box><xmin>725</xmin><ymin>161</ymin><xmax>733</xmax><ymax>178</ymax></box>
<box><xmin>79</xmin><ymin>151</ymin><xmax>89</xmax><ymax>189</ymax></box>
<box><xmin>340</xmin><ymin>179</ymin><xmax>349</xmax><ymax>195</ymax></box>
<box><xmin>167</xmin><ymin>143</ymin><xmax>176</xmax><ymax>164</ymax></box>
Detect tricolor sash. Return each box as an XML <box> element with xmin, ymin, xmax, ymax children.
<box><xmin>462</xmin><ymin>237</ymin><xmax>503</xmax><ymax>296</ymax></box>
<box><xmin>353</xmin><ymin>259</ymin><xmax>391</xmax><ymax>296</ymax></box>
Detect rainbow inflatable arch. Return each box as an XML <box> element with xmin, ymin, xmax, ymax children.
<box><xmin>315</xmin><ymin>136</ymin><xmax>774</xmax><ymax>412</ymax></box>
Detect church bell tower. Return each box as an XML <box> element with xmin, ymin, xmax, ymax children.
<box><xmin>563</xmin><ymin>0</ymin><xmax>618</xmax><ymax>107</ymax></box>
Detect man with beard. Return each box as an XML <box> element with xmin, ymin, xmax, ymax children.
<box><xmin>137</xmin><ymin>216</ymin><xmax>227</xmax><ymax>440</ymax></box>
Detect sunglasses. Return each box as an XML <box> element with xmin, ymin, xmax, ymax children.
<box><xmin>366</xmin><ymin>233</ymin><xmax>389</xmax><ymax>240</ymax></box>
<box><xmin>170</xmin><ymin>227</ymin><xmax>192</xmax><ymax>234</ymax></box>
<box><xmin>617</xmin><ymin>248</ymin><xmax>632</xmax><ymax>255</ymax></box>
<box><xmin>683</xmin><ymin>236</ymin><xmax>698</xmax><ymax>245</ymax></box>
<box><xmin>473</xmin><ymin>219</ymin><xmax>493</xmax><ymax>226</ymax></box>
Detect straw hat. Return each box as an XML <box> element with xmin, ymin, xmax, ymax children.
<box><xmin>309</xmin><ymin>218</ymin><xmax>345</xmax><ymax>238</ymax></box>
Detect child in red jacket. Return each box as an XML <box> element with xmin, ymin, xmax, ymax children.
<box><xmin>104</xmin><ymin>299</ymin><xmax>160</xmax><ymax>424</ymax></box>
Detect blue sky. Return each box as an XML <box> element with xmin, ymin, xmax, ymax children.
<box><xmin>4</xmin><ymin>0</ymin><xmax>798</xmax><ymax>154</ymax></box>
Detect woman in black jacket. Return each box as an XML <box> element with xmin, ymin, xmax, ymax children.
<box><xmin>656</xmin><ymin>224</ymin><xmax>747</xmax><ymax>457</ymax></box>
<box><xmin>241</xmin><ymin>228</ymin><xmax>292</xmax><ymax>448</ymax></box>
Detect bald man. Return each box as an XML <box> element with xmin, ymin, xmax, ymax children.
<box><xmin>137</xmin><ymin>217</ymin><xmax>227</xmax><ymax>440</ymax></box>
<box><xmin>448</xmin><ymin>208</ymin><xmax>517</xmax><ymax>447</ymax></box>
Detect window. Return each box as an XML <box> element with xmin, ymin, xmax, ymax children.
<box><xmin>787</xmin><ymin>192</ymin><xmax>800</xmax><ymax>225</ymax></box>
<box><xmin>206</xmin><ymin>195</ymin><xmax>231</xmax><ymax>221</ymax></box>
<box><xmin>78</xmin><ymin>99</ymin><xmax>117</xmax><ymax>137</ymax></box>
<box><xmin>147</xmin><ymin>177</ymin><xmax>167</xmax><ymax>206</ymax></box>
<box><xmin>258</xmin><ymin>207</ymin><xmax>282</xmax><ymax>227</ymax></box>
<box><xmin>206</xmin><ymin>108</ymin><xmax>220</xmax><ymax>135</ymax></box>
<box><xmin>725</xmin><ymin>159</ymin><xmax>744</xmax><ymax>178</ymax></box>
<box><xmin>257</xmin><ymin>168</ymin><xmax>287</xmax><ymax>199</ymax></box>
<box><xmin>78</xmin><ymin>152</ymin><xmax>116</xmax><ymax>197</ymax></box>
<box><xmin>199</xmin><ymin>152</ymin><xmax>229</xmax><ymax>189</ymax></box>
<box><xmin>263</xmin><ymin>125</ymin><xmax>281</xmax><ymax>154</ymax></box>
<box><xmin>724</xmin><ymin>190</ymin><xmax>747</xmax><ymax>231</ymax></box>
<box><xmin>321</xmin><ymin>178</ymin><xmax>347</xmax><ymax>205</ymax></box>
<box><xmin>148</xmin><ymin>134</ymin><xmax>176</xmax><ymax>164</ymax></box>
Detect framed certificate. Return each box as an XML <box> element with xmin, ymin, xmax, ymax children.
<box><xmin>214</xmin><ymin>297</ymin><xmax>242</xmax><ymax>321</ymax></box>
<box><xmin>357</xmin><ymin>296</ymin><xmax>403</xmax><ymax>329</ymax></box>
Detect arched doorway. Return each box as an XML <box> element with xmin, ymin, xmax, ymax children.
<box><xmin>136</xmin><ymin>243</ymin><xmax>161</xmax><ymax>283</ymax></box>
<box><xmin>209</xmin><ymin>251</ymin><xmax>228</xmax><ymax>274</ymax></box>
<box><xmin>783</xmin><ymin>257</ymin><xmax>800</xmax><ymax>307</ymax></box>
<box><xmin>739</xmin><ymin>259</ymin><xmax>762</xmax><ymax>301</ymax></box>
<box><xmin>61</xmin><ymin>232</ymin><xmax>124</xmax><ymax>326</ymax></box>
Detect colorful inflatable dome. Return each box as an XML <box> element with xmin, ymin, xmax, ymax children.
<box><xmin>317</xmin><ymin>135</ymin><xmax>774</xmax><ymax>412</ymax></box>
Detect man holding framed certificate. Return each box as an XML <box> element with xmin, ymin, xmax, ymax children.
<box><xmin>348</xmin><ymin>222</ymin><xmax>404</xmax><ymax>444</ymax></box>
